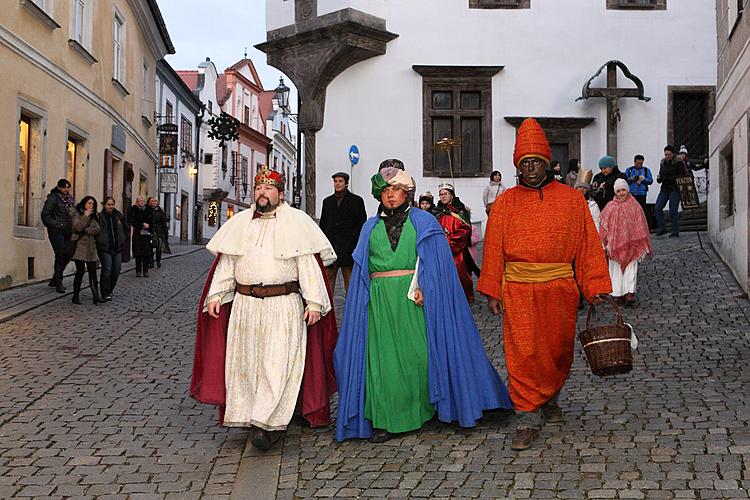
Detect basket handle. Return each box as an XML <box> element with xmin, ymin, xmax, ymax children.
<box><xmin>585</xmin><ymin>295</ymin><xmax>623</xmax><ymax>330</ymax></box>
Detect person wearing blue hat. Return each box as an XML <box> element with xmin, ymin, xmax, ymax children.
<box><xmin>591</xmin><ymin>155</ymin><xmax>627</xmax><ymax>210</ymax></box>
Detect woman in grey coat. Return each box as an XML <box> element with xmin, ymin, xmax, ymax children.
<box><xmin>70</xmin><ymin>196</ymin><xmax>102</xmax><ymax>304</ymax></box>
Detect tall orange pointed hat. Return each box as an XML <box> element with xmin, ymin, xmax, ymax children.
<box><xmin>513</xmin><ymin>118</ymin><xmax>552</xmax><ymax>167</ymax></box>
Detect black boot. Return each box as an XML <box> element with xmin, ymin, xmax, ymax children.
<box><xmin>89</xmin><ymin>275</ymin><xmax>102</xmax><ymax>305</ymax></box>
<box><xmin>72</xmin><ymin>273</ymin><xmax>83</xmax><ymax>305</ymax></box>
<box><xmin>53</xmin><ymin>261</ymin><xmax>66</xmax><ymax>293</ymax></box>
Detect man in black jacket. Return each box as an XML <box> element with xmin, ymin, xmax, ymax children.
<box><xmin>591</xmin><ymin>155</ymin><xmax>627</xmax><ymax>210</ymax></box>
<box><xmin>319</xmin><ymin>172</ymin><xmax>367</xmax><ymax>293</ymax></box>
<box><xmin>41</xmin><ymin>179</ymin><xmax>75</xmax><ymax>293</ymax></box>
<box><xmin>655</xmin><ymin>145</ymin><xmax>687</xmax><ymax>237</ymax></box>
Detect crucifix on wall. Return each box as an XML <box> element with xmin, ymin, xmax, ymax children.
<box><xmin>577</xmin><ymin>60</ymin><xmax>650</xmax><ymax>160</ymax></box>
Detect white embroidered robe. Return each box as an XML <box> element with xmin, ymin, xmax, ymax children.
<box><xmin>205</xmin><ymin>214</ymin><xmax>331</xmax><ymax>430</ymax></box>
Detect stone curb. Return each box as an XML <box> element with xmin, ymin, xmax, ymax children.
<box><xmin>231</xmin><ymin>433</ymin><xmax>282</xmax><ymax>500</ymax></box>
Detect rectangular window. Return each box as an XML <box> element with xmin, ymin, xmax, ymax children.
<box><xmin>241</xmin><ymin>156</ymin><xmax>249</xmax><ymax>196</ymax></box>
<box><xmin>113</xmin><ymin>13</ymin><xmax>125</xmax><ymax>82</ymax></box>
<box><xmin>607</xmin><ymin>0</ymin><xmax>666</xmax><ymax>9</ymax></box>
<box><xmin>17</xmin><ymin>117</ymin><xmax>31</xmax><ymax>226</ymax></box>
<box><xmin>165</xmin><ymin>101</ymin><xmax>173</xmax><ymax>123</ymax></box>
<box><xmin>66</xmin><ymin>138</ymin><xmax>78</xmax><ymax>199</ymax></box>
<box><xmin>414</xmin><ymin>65</ymin><xmax>500</xmax><ymax>177</ymax></box>
<box><xmin>207</xmin><ymin>101</ymin><xmax>213</xmax><ymax>115</ymax></box>
<box><xmin>469</xmin><ymin>0</ymin><xmax>530</xmax><ymax>8</ymax></box>
<box><xmin>720</xmin><ymin>140</ymin><xmax>734</xmax><ymax>219</ymax></box>
<box><xmin>244</xmin><ymin>105</ymin><xmax>250</xmax><ymax>126</ymax></box>
<box><xmin>142</xmin><ymin>60</ymin><xmax>149</xmax><ymax>118</ymax></box>
<box><xmin>181</xmin><ymin>115</ymin><xmax>193</xmax><ymax>155</ymax></box>
<box><xmin>72</xmin><ymin>0</ymin><xmax>85</xmax><ymax>43</ymax></box>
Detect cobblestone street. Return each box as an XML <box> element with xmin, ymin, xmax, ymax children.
<box><xmin>1</xmin><ymin>232</ymin><xmax>749</xmax><ymax>499</ymax></box>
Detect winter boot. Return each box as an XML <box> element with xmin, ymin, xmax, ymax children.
<box><xmin>89</xmin><ymin>275</ymin><xmax>102</xmax><ymax>305</ymax></box>
<box><xmin>72</xmin><ymin>273</ymin><xmax>83</xmax><ymax>304</ymax></box>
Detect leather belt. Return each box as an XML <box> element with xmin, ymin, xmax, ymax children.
<box><xmin>235</xmin><ymin>281</ymin><xmax>300</xmax><ymax>299</ymax></box>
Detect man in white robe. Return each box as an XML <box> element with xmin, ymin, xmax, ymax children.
<box><xmin>203</xmin><ymin>167</ymin><xmax>335</xmax><ymax>450</ymax></box>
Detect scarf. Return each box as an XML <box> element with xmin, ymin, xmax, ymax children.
<box><xmin>599</xmin><ymin>194</ymin><xmax>653</xmax><ymax>270</ymax></box>
<box><xmin>56</xmin><ymin>190</ymin><xmax>75</xmax><ymax>209</ymax></box>
<box><xmin>379</xmin><ymin>203</ymin><xmax>410</xmax><ymax>251</ymax></box>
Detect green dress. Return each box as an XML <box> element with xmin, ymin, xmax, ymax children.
<box><xmin>364</xmin><ymin>217</ymin><xmax>435</xmax><ymax>432</ymax></box>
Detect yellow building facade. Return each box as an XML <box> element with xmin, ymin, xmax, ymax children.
<box><xmin>0</xmin><ymin>0</ymin><xmax>174</xmax><ymax>288</ymax></box>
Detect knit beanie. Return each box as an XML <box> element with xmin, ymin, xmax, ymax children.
<box><xmin>598</xmin><ymin>155</ymin><xmax>617</xmax><ymax>169</ymax></box>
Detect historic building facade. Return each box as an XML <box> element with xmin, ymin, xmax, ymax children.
<box><xmin>709</xmin><ymin>0</ymin><xmax>750</xmax><ymax>291</ymax></box>
<box><xmin>0</xmin><ymin>0</ymin><xmax>173</xmax><ymax>287</ymax></box>
<box><xmin>260</xmin><ymin>0</ymin><xmax>717</xmax><ymax>221</ymax></box>
<box><xmin>264</xmin><ymin>87</ymin><xmax>297</xmax><ymax>203</ymax></box>
<box><xmin>155</xmin><ymin>59</ymin><xmax>202</xmax><ymax>244</ymax></box>
<box><xmin>179</xmin><ymin>57</ymin><xmax>275</xmax><ymax>241</ymax></box>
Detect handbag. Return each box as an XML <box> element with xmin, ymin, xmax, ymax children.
<box><xmin>61</xmin><ymin>235</ymin><xmax>79</xmax><ymax>260</ymax></box>
<box><xmin>578</xmin><ymin>296</ymin><xmax>633</xmax><ymax>377</ymax></box>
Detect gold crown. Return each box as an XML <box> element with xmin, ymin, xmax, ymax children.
<box><xmin>254</xmin><ymin>166</ymin><xmax>285</xmax><ymax>189</ymax></box>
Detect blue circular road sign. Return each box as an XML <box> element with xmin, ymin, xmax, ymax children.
<box><xmin>348</xmin><ymin>145</ymin><xmax>360</xmax><ymax>166</ymax></box>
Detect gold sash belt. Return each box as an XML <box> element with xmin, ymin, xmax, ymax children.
<box><xmin>503</xmin><ymin>262</ymin><xmax>574</xmax><ymax>284</ymax></box>
<box><xmin>370</xmin><ymin>269</ymin><xmax>415</xmax><ymax>279</ymax></box>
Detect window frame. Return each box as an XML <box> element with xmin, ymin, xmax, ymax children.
<box><xmin>606</xmin><ymin>0</ymin><xmax>666</xmax><ymax>10</ymax></box>
<box><xmin>112</xmin><ymin>10</ymin><xmax>126</xmax><ymax>85</ymax></box>
<box><xmin>413</xmin><ymin>65</ymin><xmax>502</xmax><ymax>178</ymax></box>
<box><xmin>180</xmin><ymin>115</ymin><xmax>193</xmax><ymax>156</ymax></box>
<box><xmin>15</xmin><ymin>99</ymin><xmax>47</xmax><ymax>239</ymax></box>
<box><xmin>468</xmin><ymin>0</ymin><xmax>530</xmax><ymax>8</ymax></box>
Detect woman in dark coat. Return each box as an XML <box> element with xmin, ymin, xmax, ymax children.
<box><xmin>97</xmin><ymin>197</ymin><xmax>127</xmax><ymax>301</ymax></box>
<box><xmin>146</xmin><ymin>197</ymin><xmax>169</xmax><ymax>268</ymax></box>
<box><xmin>127</xmin><ymin>196</ymin><xmax>152</xmax><ymax>277</ymax></box>
<box><xmin>70</xmin><ymin>196</ymin><xmax>102</xmax><ymax>304</ymax></box>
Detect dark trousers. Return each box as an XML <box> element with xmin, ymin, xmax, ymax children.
<box><xmin>98</xmin><ymin>251</ymin><xmax>122</xmax><ymax>296</ymax></box>
<box><xmin>326</xmin><ymin>264</ymin><xmax>353</xmax><ymax>293</ymax></box>
<box><xmin>135</xmin><ymin>256</ymin><xmax>147</xmax><ymax>274</ymax></box>
<box><xmin>634</xmin><ymin>194</ymin><xmax>647</xmax><ymax>212</ymax></box>
<box><xmin>48</xmin><ymin>231</ymin><xmax>70</xmax><ymax>285</ymax></box>
<box><xmin>655</xmin><ymin>190</ymin><xmax>681</xmax><ymax>235</ymax></box>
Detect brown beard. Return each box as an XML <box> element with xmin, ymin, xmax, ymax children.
<box><xmin>256</xmin><ymin>198</ymin><xmax>280</xmax><ymax>213</ymax></box>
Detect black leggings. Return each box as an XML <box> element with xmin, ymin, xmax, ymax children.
<box><xmin>135</xmin><ymin>256</ymin><xmax>147</xmax><ymax>273</ymax></box>
<box><xmin>74</xmin><ymin>260</ymin><xmax>97</xmax><ymax>280</ymax></box>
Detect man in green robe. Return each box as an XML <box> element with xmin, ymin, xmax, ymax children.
<box><xmin>335</xmin><ymin>165</ymin><xmax>512</xmax><ymax>443</ymax></box>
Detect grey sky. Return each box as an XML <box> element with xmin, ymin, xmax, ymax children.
<box><xmin>159</xmin><ymin>0</ymin><xmax>298</xmax><ymax>107</ymax></box>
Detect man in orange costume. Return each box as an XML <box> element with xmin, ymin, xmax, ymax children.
<box><xmin>477</xmin><ymin>118</ymin><xmax>611</xmax><ymax>450</ymax></box>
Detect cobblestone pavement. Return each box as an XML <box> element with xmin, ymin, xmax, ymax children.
<box><xmin>1</xmin><ymin>233</ymin><xmax>749</xmax><ymax>499</ymax></box>
<box><xmin>279</xmin><ymin>232</ymin><xmax>750</xmax><ymax>500</ymax></box>
<box><xmin>0</xmin><ymin>250</ymin><xmax>247</xmax><ymax>499</ymax></box>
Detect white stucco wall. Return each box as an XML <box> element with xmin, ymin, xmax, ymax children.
<box><xmin>276</xmin><ymin>0</ymin><xmax>716</xmax><ymax>221</ymax></box>
<box><xmin>708</xmin><ymin>34</ymin><xmax>750</xmax><ymax>291</ymax></box>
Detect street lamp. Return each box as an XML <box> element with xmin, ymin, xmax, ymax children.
<box><xmin>273</xmin><ymin>76</ymin><xmax>302</xmax><ymax>209</ymax></box>
<box><xmin>274</xmin><ymin>77</ymin><xmax>291</xmax><ymax>114</ymax></box>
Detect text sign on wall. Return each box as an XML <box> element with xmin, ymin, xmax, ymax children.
<box><xmin>161</xmin><ymin>172</ymin><xmax>178</xmax><ymax>194</ymax></box>
<box><xmin>676</xmin><ymin>175</ymin><xmax>700</xmax><ymax>209</ymax></box>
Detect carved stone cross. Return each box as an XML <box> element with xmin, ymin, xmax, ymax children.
<box><xmin>577</xmin><ymin>60</ymin><xmax>650</xmax><ymax>160</ymax></box>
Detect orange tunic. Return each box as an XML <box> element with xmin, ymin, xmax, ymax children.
<box><xmin>477</xmin><ymin>181</ymin><xmax>611</xmax><ymax>412</ymax></box>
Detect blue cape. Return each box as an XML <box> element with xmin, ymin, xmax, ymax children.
<box><xmin>334</xmin><ymin>207</ymin><xmax>512</xmax><ymax>441</ymax></box>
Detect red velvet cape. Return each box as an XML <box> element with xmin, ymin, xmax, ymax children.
<box><xmin>190</xmin><ymin>253</ymin><xmax>338</xmax><ymax>427</ymax></box>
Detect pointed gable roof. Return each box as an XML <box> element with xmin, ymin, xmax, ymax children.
<box><xmin>226</xmin><ymin>58</ymin><xmax>265</xmax><ymax>92</ymax></box>
<box><xmin>216</xmin><ymin>74</ymin><xmax>231</xmax><ymax>106</ymax></box>
<box><xmin>176</xmin><ymin>70</ymin><xmax>198</xmax><ymax>91</ymax></box>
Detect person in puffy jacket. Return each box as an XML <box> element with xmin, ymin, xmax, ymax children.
<box><xmin>41</xmin><ymin>179</ymin><xmax>74</xmax><ymax>293</ymax></box>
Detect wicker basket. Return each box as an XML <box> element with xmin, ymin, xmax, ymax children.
<box><xmin>578</xmin><ymin>297</ymin><xmax>632</xmax><ymax>377</ymax></box>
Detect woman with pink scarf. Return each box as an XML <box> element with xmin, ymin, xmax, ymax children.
<box><xmin>599</xmin><ymin>178</ymin><xmax>654</xmax><ymax>306</ymax></box>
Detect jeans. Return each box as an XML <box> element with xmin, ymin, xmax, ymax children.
<box><xmin>516</xmin><ymin>393</ymin><xmax>560</xmax><ymax>430</ymax></box>
<box><xmin>654</xmin><ymin>190</ymin><xmax>681</xmax><ymax>235</ymax></box>
<box><xmin>98</xmin><ymin>251</ymin><xmax>122</xmax><ymax>296</ymax></box>
<box><xmin>48</xmin><ymin>230</ymin><xmax>70</xmax><ymax>285</ymax></box>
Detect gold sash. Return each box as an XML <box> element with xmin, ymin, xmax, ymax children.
<box><xmin>504</xmin><ymin>262</ymin><xmax>574</xmax><ymax>284</ymax></box>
